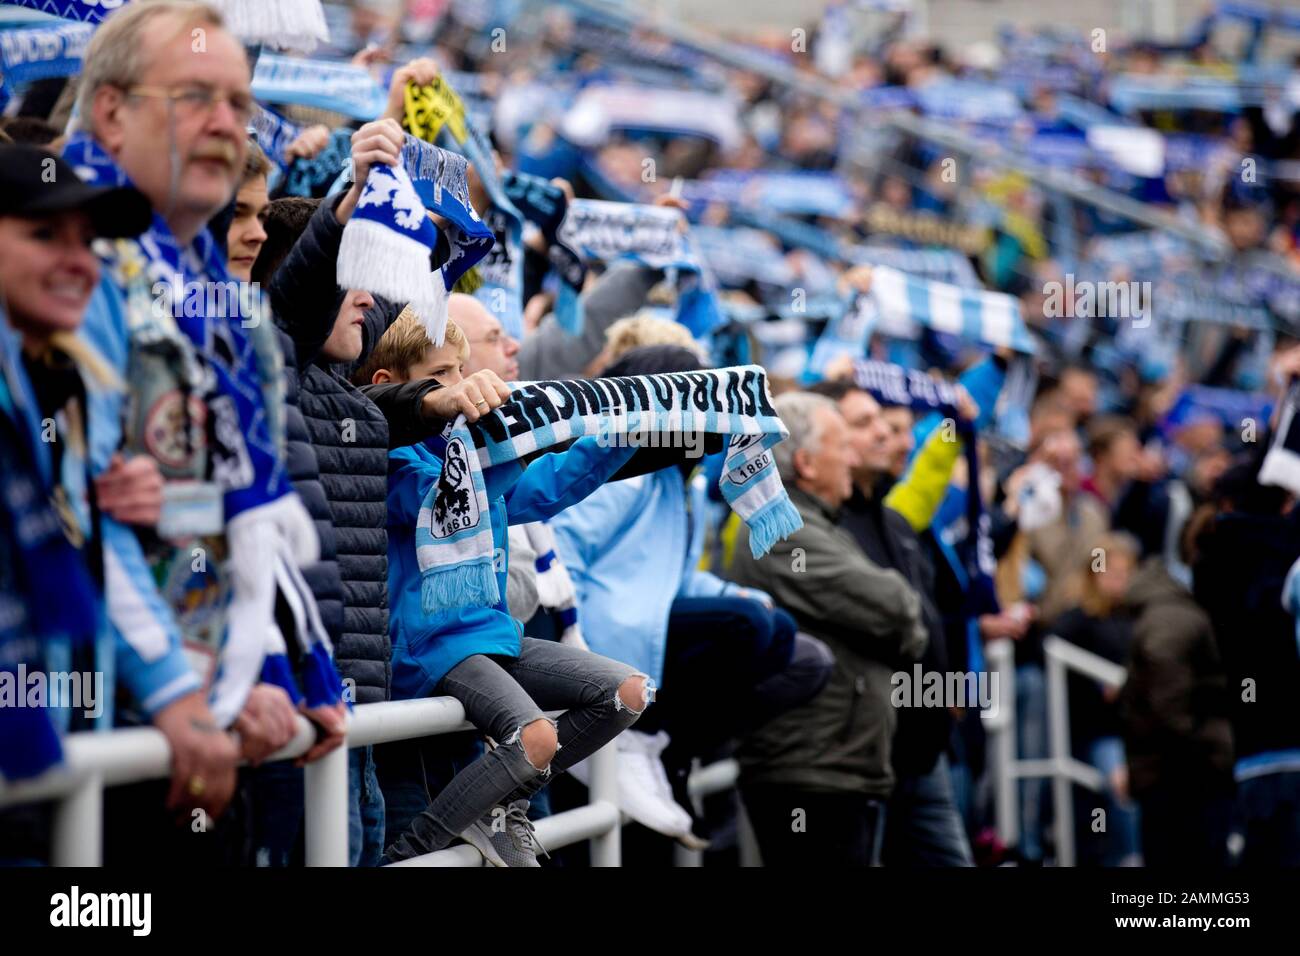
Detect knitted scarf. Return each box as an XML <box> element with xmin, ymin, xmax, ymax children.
<box><xmin>335</xmin><ymin>136</ymin><xmax>491</xmax><ymax>347</ymax></box>
<box><xmin>0</xmin><ymin>20</ymin><xmax>90</xmax><ymax>110</ymax></box>
<box><xmin>62</xmin><ymin>133</ymin><xmax>342</xmax><ymax>723</ymax></box>
<box><xmin>557</xmin><ymin>199</ymin><xmax>723</xmax><ymax>337</ymax></box>
<box><xmin>417</xmin><ymin>366</ymin><xmax>801</xmax><ymax>610</ymax></box>
<box><xmin>0</xmin><ymin>0</ymin><xmax>328</xmax><ymax>52</ymax></box>
<box><xmin>0</xmin><ymin>315</ymin><xmax>99</xmax><ymax>780</ymax></box>
<box><xmin>523</xmin><ymin>520</ymin><xmax>586</xmax><ymax>648</ymax></box>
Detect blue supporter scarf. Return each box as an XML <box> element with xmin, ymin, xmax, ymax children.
<box><xmin>248</xmin><ymin>103</ymin><xmax>302</xmax><ymax>170</ymax></box>
<box><xmin>252</xmin><ymin>52</ymin><xmax>386</xmax><ymax>120</ymax></box>
<box><xmin>0</xmin><ymin>313</ymin><xmax>99</xmax><ymax>781</ymax></box>
<box><xmin>557</xmin><ymin>198</ymin><xmax>723</xmax><ymax>337</ymax></box>
<box><xmin>500</xmin><ymin>171</ymin><xmax>586</xmax><ymax>335</ymax></box>
<box><xmin>282</xmin><ymin>126</ymin><xmax>351</xmax><ymax>198</ymax></box>
<box><xmin>0</xmin><ymin>0</ymin><xmax>119</xmax><ymax>21</ymax></box>
<box><xmin>416</xmin><ymin>367</ymin><xmax>801</xmax><ymax>609</ymax></box>
<box><xmin>850</xmin><ymin>359</ymin><xmax>1000</xmax><ymax>619</ymax></box>
<box><xmin>0</xmin><ymin>20</ymin><xmax>91</xmax><ymax>109</ymax></box>
<box><xmin>337</xmin><ymin>137</ymin><xmax>492</xmax><ymax>347</ymax></box>
<box><xmin>808</xmin><ymin>265</ymin><xmax>1034</xmax><ymax>378</ymax></box>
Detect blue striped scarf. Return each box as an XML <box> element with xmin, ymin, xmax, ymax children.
<box><xmin>416</xmin><ymin>367</ymin><xmax>801</xmax><ymax>610</ymax></box>
<box><xmin>557</xmin><ymin>199</ymin><xmax>723</xmax><ymax>337</ymax></box>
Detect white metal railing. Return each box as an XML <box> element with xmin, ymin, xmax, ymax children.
<box><xmin>0</xmin><ymin>696</ymin><xmax>736</xmax><ymax>867</ymax></box>
<box><xmin>985</xmin><ymin>635</ymin><xmax>1128</xmax><ymax>866</ymax></box>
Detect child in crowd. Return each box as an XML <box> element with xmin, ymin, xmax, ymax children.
<box><xmin>361</xmin><ymin>316</ymin><xmax>654</xmax><ymax>866</ymax></box>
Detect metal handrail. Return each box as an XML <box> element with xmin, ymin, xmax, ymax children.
<box><xmin>986</xmin><ymin>635</ymin><xmax>1128</xmax><ymax>866</ymax></box>
<box><xmin>0</xmin><ymin>698</ymin><xmax>623</xmax><ymax>867</ymax></box>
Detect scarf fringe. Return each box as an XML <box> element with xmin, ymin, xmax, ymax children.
<box><xmin>421</xmin><ymin>558</ymin><xmax>500</xmax><ymax>615</ymax></box>
<box><xmin>213</xmin><ymin>0</ymin><xmax>329</xmax><ymax>53</ymax></box>
<box><xmin>747</xmin><ymin>497</ymin><xmax>804</xmax><ymax>558</ymax></box>
<box><xmin>303</xmin><ymin>642</ymin><xmax>345</xmax><ymax>709</ymax></box>
<box><xmin>258</xmin><ymin>653</ymin><xmax>304</xmax><ymax>707</ymax></box>
<box><xmin>337</xmin><ymin>217</ymin><xmax>448</xmax><ymax>346</ymax></box>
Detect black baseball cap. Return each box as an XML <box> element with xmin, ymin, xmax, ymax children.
<box><xmin>0</xmin><ymin>143</ymin><xmax>152</xmax><ymax>239</ymax></box>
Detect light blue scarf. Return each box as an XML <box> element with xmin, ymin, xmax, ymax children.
<box><xmin>416</xmin><ymin>367</ymin><xmax>802</xmax><ymax>610</ymax></box>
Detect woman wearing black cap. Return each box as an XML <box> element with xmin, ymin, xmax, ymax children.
<box><xmin>0</xmin><ymin>144</ymin><xmax>159</xmax><ymax>542</ymax></box>
<box><xmin>0</xmin><ymin>143</ymin><xmax>191</xmax><ymax>861</ymax></box>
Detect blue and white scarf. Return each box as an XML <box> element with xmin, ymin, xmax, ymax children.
<box><xmin>62</xmin><ymin>133</ymin><xmax>343</xmax><ymax>720</ymax></box>
<box><xmin>851</xmin><ymin>359</ymin><xmax>1000</xmax><ymax>619</ymax></box>
<box><xmin>252</xmin><ymin>52</ymin><xmax>386</xmax><ymax>120</ymax></box>
<box><xmin>337</xmin><ymin>138</ymin><xmax>492</xmax><ymax>347</ymax></box>
<box><xmin>417</xmin><ymin>367</ymin><xmax>802</xmax><ymax>609</ymax></box>
<box><xmin>0</xmin><ymin>0</ymin><xmax>328</xmax><ymax>51</ymax></box>
<box><xmin>558</xmin><ymin>199</ymin><xmax>723</xmax><ymax>337</ymax></box>
<box><xmin>810</xmin><ymin>264</ymin><xmax>1035</xmax><ymax>377</ymax></box>
<box><xmin>0</xmin><ymin>0</ymin><xmax>120</xmax><ymax>22</ymax></box>
<box><xmin>281</xmin><ymin>126</ymin><xmax>351</xmax><ymax>198</ymax></box>
<box><xmin>248</xmin><ymin>103</ymin><xmax>302</xmax><ymax>170</ymax></box>
<box><xmin>496</xmin><ymin>171</ymin><xmax>586</xmax><ymax>336</ymax></box>
<box><xmin>0</xmin><ymin>20</ymin><xmax>90</xmax><ymax>109</ymax></box>
<box><xmin>0</xmin><ymin>314</ymin><xmax>100</xmax><ymax>780</ymax></box>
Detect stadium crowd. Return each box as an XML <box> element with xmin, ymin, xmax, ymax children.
<box><xmin>1</xmin><ymin>0</ymin><xmax>1300</xmax><ymax>868</ymax></box>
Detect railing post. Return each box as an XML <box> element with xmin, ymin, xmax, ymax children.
<box><xmin>1045</xmin><ymin>645</ymin><xmax>1075</xmax><ymax>867</ymax></box>
<box><xmin>304</xmin><ymin>741</ymin><xmax>351</xmax><ymax>867</ymax></box>
<box><xmin>587</xmin><ymin>741</ymin><xmax>620</xmax><ymax>867</ymax></box>
<box><xmin>52</xmin><ymin>773</ymin><xmax>102</xmax><ymax>867</ymax></box>
<box><xmin>985</xmin><ymin>639</ymin><xmax>1019</xmax><ymax>848</ymax></box>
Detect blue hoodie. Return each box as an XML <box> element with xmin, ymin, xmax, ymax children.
<box><xmin>386</xmin><ymin>435</ymin><xmax>636</xmax><ymax>698</ymax></box>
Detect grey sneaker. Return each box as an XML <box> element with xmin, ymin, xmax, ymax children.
<box><xmin>459</xmin><ymin>800</ymin><xmax>547</xmax><ymax>868</ymax></box>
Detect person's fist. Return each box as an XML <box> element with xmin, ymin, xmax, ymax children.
<box><xmin>94</xmin><ymin>453</ymin><xmax>164</xmax><ymax>527</ymax></box>
<box><xmin>422</xmin><ymin>370</ymin><xmax>514</xmax><ymax>424</ymax></box>
<box><xmin>232</xmin><ymin>683</ymin><xmax>299</xmax><ymax>766</ymax></box>
<box><xmin>350</xmin><ymin>118</ymin><xmax>404</xmax><ymax>184</ymax></box>
<box><xmin>386</xmin><ymin>57</ymin><xmax>442</xmax><ymax>121</ymax></box>
<box><xmin>284</xmin><ymin>124</ymin><xmax>333</xmax><ymax>160</ymax></box>
<box><xmin>152</xmin><ymin>691</ymin><xmax>239</xmax><ymax>822</ymax></box>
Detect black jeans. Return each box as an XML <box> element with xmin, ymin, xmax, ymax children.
<box><xmin>1138</xmin><ymin>778</ymin><xmax>1233</xmax><ymax>867</ymax></box>
<box><xmin>742</xmin><ymin>785</ymin><xmax>887</xmax><ymax>866</ymax></box>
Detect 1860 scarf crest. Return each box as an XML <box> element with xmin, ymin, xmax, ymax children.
<box><xmin>417</xmin><ymin>366</ymin><xmax>802</xmax><ymax>610</ymax></box>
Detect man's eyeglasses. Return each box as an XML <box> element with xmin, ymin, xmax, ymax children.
<box><xmin>123</xmin><ymin>84</ymin><xmax>255</xmax><ymax>127</ymax></box>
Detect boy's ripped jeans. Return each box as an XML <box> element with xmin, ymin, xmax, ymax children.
<box><xmin>383</xmin><ymin>638</ymin><xmax>651</xmax><ymax>861</ymax></box>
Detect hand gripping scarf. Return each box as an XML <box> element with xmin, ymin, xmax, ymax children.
<box><xmin>850</xmin><ymin>359</ymin><xmax>1000</xmax><ymax>619</ymax></box>
<box><xmin>502</xmin><ymin>171</ymin><xmax>587</xmax><ymax>333</ymax></box>
<box><xmin>416</xmin><ymin>366</ymin><xmax>802</xmax><ymax>610</ymax></box>
<box><xmin>336</xmin><ymin>135</ymin><xmax>492</xmax><ymax>347</ymax></box>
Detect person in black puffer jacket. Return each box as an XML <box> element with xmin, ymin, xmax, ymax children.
<box><xmin>259</xmin><ymin>186</ymin><xmax>406</xmax><ymax>868</ymax></box>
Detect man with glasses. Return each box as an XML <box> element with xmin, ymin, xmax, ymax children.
<box><xmin>65</xmin><ymin>1</ymin><xmax>328</xmax><ymax>859</ymax></box>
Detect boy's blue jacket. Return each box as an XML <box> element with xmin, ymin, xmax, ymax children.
<box><xmin>387</xmin><ymin>435</ymin><xmax>636</xmax><ymax>697</ymax></box>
